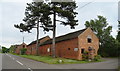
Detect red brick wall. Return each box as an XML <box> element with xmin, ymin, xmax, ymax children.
<box><xmin>39</xmin><ymin>38</ymin><xmax>80</xmax><ymax>60</ymax></box>
<box><xmin>56</xmin><ymin>38</ymin><xmax>79</xmax><ymax>59</ymax></box>
<box><xmin>15</xmin><ymin>46</ymin><xmax>20</xmax><ymax>54</ymax></box>
<box><xmin>26</xmin><ymin>36</ymin><xmax>50</xmax><ymax>55</ymax></box>
<box><xmin>39</xmin><ymin>44</ymin><xmax>51</xmax><ymax>56</ymax></box>
<box><xmin>26</xmin><ymin>46</ymin><xmax>31</xmax><ymax>55</ymax></box>
<box><xmin>26</xmin><ymin>44</ymin><xmax>36</xmax><ymax>55</ymax></box>
<box><xmin>78</xmin><ymin>28</ymin><xmax>99</xmax><ymax>60</ymax></box>
<box><xmin>15</xmin><ymin>43</ymin><xmax>27</xmax><ymax>54</ymax></box>
<box><xmin>26</xmin><ymin>28</ymin><xmax>99</xmax><ymax>60</ymax></box>
<box><xmin>38</xmin><ymin>28</ymin><xmax>99</xmax><ymax>60</ymax></box>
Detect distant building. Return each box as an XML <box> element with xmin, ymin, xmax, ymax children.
<box><xmin>15</xmin><ymin>43</ymin><xmax>27</xmax><ymax>54</ymax></box>
<box><xmin>39</xmin><ymin>28</ymin><xmax>99</xmax><ymax>60</ymax></box>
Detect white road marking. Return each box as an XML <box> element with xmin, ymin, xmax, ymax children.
<box><xmin>9</xmin><ymin>55</ymin><xmax>11</xmax><ymax>57</ymax></box>
<box><xmin>6</xmin><ymin>54</ymin><xmax>32</xmax><ymax>71</ymax></box>
<box><xmin>6</xmin><ymin>54</ymin><xmax>11</xmax><ymax>58</ymax></box>
<box><xmin>28</xmin><ymin>67</ymin><xmax>33</xmax><ymax>71</ymax></box>
<box><xmin>6</xmin><ymin>54</ymin><xmax>9</xmax><ymax>56</ymax></box>
<box><xmin>16</xmin><ymin>60</ymin><xmax>23</xmax><ymax>66</ymax></box>
<box><xmin>6</xmin><ymin>54</ymin><xmax>10</xmax><ymax>57</ymax></box>
<box><xmin>13</xmin><ymin>58</ymin><xmax>15</xmax><ymax>60</ymax></box>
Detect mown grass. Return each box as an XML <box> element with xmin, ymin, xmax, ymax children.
<box><xmin>20</xmin><ymin>55</ymin><xmax>88</xmax><ymax>64</ymax></box>
<box><xmin>12</xmin><ymin>54</ymin><xmax>103</xmax><ymax>64</ymax></box>
<box><xmin>10</xmin><ymin>53</ymin><xmax>103</xmax><ymax>64</ymax></box>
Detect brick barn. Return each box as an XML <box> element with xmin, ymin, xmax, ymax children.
<box><xmin>26</xmin><ymin>36</ymin><xmax>50</xmax><ymax>55</ymax></box>
<box><xmin>39</xmin><ymin>28</ymin><xmax>99</xmax><ymax>60</ymax></box>
<box><xmin>15</xmin><ymin>43</ymin><xmax>27</xmax><ymax>54</ymax></box>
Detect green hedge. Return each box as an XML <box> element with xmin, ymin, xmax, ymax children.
<box><xmin>20</xmin><ymin>48</ymin><xmax>27</xmax><ymax>55</ymax></box>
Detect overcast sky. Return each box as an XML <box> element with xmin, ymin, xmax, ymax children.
<box><xmin>0</xmin><ymin>0</ymin><xmax>119</xmax><ymax>48</ymax></box>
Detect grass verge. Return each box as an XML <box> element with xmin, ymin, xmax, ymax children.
<box><xmin>10</xmin><ymin>53</ymin><xmax>104</xmax><ymax>64</ymax></box>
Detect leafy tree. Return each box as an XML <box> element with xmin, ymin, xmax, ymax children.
<box><xmin>44</xmin><ymin>1</ymin><xmax>78</xmax><ymax>57</ymax></box>
<box><xmin>85</xmin><ymin>16</ymin><xmax>112</xmax><ymax>43</ymax></box>
<box><xmin>117</xmin><ymin>32</ymin><xmax>120</xmax><ymax>42</ymax></box>
<box><xmin>9</xmin><ymin>45</ymin><xmax>17</xmax><ymax>53</ymax></box>
<box><xmin>117</xmin><ymin>21</ymin><xmax>120</xmax><ymax>42</ymax></box>
<box><xmin>2</xmin><ymin>46</ymin><xmax>9</xmax><ymax>53</ymax></box>
<box><xmin>14</xmin><ymin>2</ymin><xmax>52</xmax><ymax>55</ymax></box>
<box><xmin>117</xmin><ymin>21</ymin><xmax>120</xmax><ymax>57</ymax></box>
<box><xmin>99</xmin><ymin>36</ymin><xmax>119</xmax><ymax>57</ymax></box>
<box><xmin>20</xmin><ymin>48</ymin><xmax>27</xmax><ymax>55</ymax></box>
<box><xmin>85</xmin><ymin>15</ymin><xmax>118</xmax><ymax>57</ymax></box>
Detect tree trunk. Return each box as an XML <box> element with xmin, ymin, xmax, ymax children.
<box><xmin>52</xmin><ymin>11</ymin><xmax>56</xmax><ymax>58</ymax></box>
<box><xmin>36</xmin><ymin>22</ymin><xmax>39</xmax><ymax>56</ymax></box>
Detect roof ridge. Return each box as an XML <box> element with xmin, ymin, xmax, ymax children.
<box><xmin>28</xmin><ymin>35</ymin><xmax>50</xmax><ymax>46</ymax></box>
<box><xmin>40</xmin><ymin>28</ymin><xmax>87</xmax><ymax>46</ymax></box>
<box><xmin>56</xmin><ymin>28</ymin><xmax>87</xmax><ymax>38</ymax></box>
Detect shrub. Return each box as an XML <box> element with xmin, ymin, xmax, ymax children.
<box><xmin>94</xmin><ymin>55</ymin><xmax>102</xmax><ymax>61</ymax></box>
<box><xmin>82</xmin><ymin>51</ymin><xmax>89</xmax><ymax>60</ymax></box>
<box><xmin>20</xmin><ymin>48</ymin><xmax>27</xmax><ymax>55</ymax></box>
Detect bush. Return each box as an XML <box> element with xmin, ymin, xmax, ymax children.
<box><xmin>82</xmin><ymin>51</ymin><xmax>89</xmax><ymax>60</ymax></box>
<box><xmin>94</xmin><ymin>55</ymin><xmax>102</xmax><ymax>61</ymax></box>
<box><xmin>2</xmin><ymin>47</ymin><xmax>9</xmax><ymax>53</ymax></box>
<box><xmin>20</xmin><ymin>48</ymin><xmax>27</xmax><ymax>55</ymax></box>
<box><xmin>98</xmin><ymin>37</ymin><xmax>119</xmax><ymax>57</ymax></box>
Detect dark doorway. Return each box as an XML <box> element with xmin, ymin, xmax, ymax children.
<box><xmin>81</xmin><ymin>49</ymin><xmax>85</xmax><ymax>54</ymax></box>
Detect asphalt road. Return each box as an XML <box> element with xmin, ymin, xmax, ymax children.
<box><xmin>57</xmin><ymin>58</ymin><xmax>119</xmax><ymax>69</ymax></box>
<box><xmin>2</xmin><ymin>53</ymin><xmax>119</xmax><ymax>70</ymax></box>
<box><xmin>2</xmin><ymin>53</ymin><xmax>28</xmax><ymax>69</ymax></box>
<box><xmin>2</xmin><ymin>53</ymin><xmax>62</xmax><ymax>70</ymax></box>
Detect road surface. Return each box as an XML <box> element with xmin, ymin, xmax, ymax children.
<box><xmin>2</xmin><ymin>53</ymin><xmax>119</xmax><ymax>71</ymax></box>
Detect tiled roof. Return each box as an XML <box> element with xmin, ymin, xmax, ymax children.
<box><xmin>40</xmin><ymin>28</ymin><xmax>87</xmax><ymax>46</ymax></box>
<box><xmin>27</xmin><ymin>36</ymin><xmax>49</xmax><ymax>46</ymax></box>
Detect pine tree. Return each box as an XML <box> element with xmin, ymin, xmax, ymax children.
<box><xmin>14</xmin><ymin>2</ymin><xmax>52</xmax><ymax>55</ymax></box>
<box><xmin>117</xmin><ymin>21</ymin><xmax>120</xmax><ymax>42</ymax></box>
<box><xmin>14</xmin><ymin>1</ymin><xmax>78</xmax><ymax>57</ymax></box>
<box><xmin>45</xmin><ymin>1</ymin><xmax>78</xmax><ymax>57</ymax></box>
